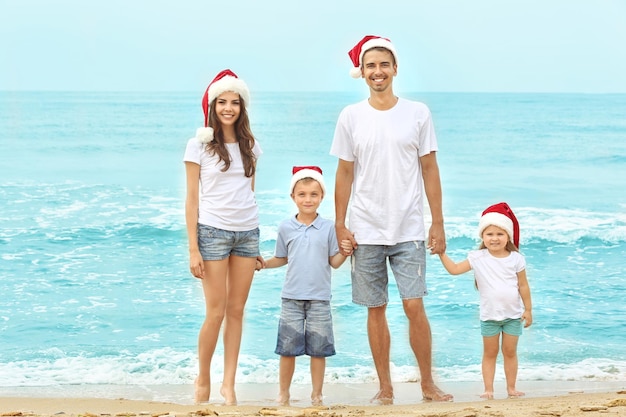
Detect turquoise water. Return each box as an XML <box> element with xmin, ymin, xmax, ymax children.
<box><xmin>0</xmin><ymin>91</ymin><xmax>625</xmax><ymax>394</ymax></box>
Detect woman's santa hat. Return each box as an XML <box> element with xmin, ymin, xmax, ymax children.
<box><xmin>196</xmin><ymin>69</ymin><xmax>250</xmax><ymax>143</ymax></box>
<box><xmin>290</xmin><ymin>166</ymin><xmax>326</xmax><ymax>196</ymax></box>
<box><xmin>478</xmin><ymin>202</ymin><xmax>520</xmax><ymax>247</ymax></box>
<box><xmin>348</xmin><ymin>35</ymin><xmax>399</xmax><ymax>78</ymax></box>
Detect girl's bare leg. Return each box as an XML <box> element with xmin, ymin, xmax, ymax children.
<box><xmin>310</xmin><ymin>356</ymin><xmax>325</xmax><ymax>406</ymax></box>
<box><xmin>219</xmin><ymin>255</ymin><xmax>256</xmax><ymax>405</ymax></box>
<box><xmin>196</xmin><ymin>259</ymin><xmax>229</xmax><ymax>403</ymax></box>
<box><xmin>480</xmin><ymin>334</ymin><xmax>500</xmax><ymax>399</ymax></box>
<box><xmin>502</xmin><ymin>333</ymin><xmax>524</xmax><ymax>397</ymax></box>
<box><xmin>278</xmin><ymin>356</ymin><xmax>296</xmax><ymax>406</ymax></box>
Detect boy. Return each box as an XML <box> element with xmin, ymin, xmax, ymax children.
<box><xmin>258</xmin><ymin>166</ymin><xmax>352</xmax><ymax>406</ymax></box>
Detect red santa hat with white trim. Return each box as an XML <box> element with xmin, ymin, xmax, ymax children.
<box><xmin>348</xmin><ymin>35</ymin><xmax>399</xmax><ymax>78</ymax></box>
<box><xmin>196</xmin><ymin>69</ymin><xmax>251</xmax><ymax>143</ymax></box>
<box><xmin>290</xmin><ymin>166</ymin><xmax>326</xmax><ymax>196</ymax></box>
<box><xmin>478</xmin><ymin>202</ymin><xmax>520</xmax><ymax>248</ymax></box>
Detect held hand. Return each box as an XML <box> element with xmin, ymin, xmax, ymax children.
<box><xmin>522</xmin><ymin>310</ymin><xmax>533</xmax><ymax>327</ymax></box>
<box><xmin>255</xmin><ymin>256</ymin><xmax>266</xmax><ymax>271</ymax></box>
<box><xmin>336</xmin><ymin>224</ymin><xmax>357</xmax><ymax>256</ymax></box>
<box><xmin>427</xmin><ymin>223</ymin><xmax>446</xmax><ymax>255</ymax></box>
<box><xmin>189</xmin><ymin>250</ymin><xmax>205</xmax><ymax>279</ymax></box>
<box><xmin>340</xmin><ymin>239</ymin><xmax>354</xmax><ymax>256</ymax></box>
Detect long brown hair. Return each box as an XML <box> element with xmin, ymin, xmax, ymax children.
<box><xmin>205</xmin><ymin>96</ymin><xmax>256</xmax><ymax>177</ymax></box>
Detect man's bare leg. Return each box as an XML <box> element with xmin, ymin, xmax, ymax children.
<box><xmin>367</xmin><ymin>305</ymin><xmax>394</xmax><ymax>404</ymax></box>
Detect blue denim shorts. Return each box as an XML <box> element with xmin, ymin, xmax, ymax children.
<box><xmin>351</xmin><ymin>241</ymin><xmax>427</xmax><ymax>307</ymax></box>
<box><xmin>197</xmin><ymin>223</ymin><xmax>260</xmax><ymax>261</ymax></box>
<box><xmin>481</xmin><ymin>318</ymin><xmax>523</xmax><ymax>337</ymax></box>
<box><xmin>275</xmin><ymin>299</ymin><xmax>336</xmax><ymax>358</ymax></box>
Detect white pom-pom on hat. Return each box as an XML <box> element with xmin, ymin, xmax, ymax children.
<box><xmin>348</xmin><ymin>35</ymin><xmax>398</xmax><ymax>78</ymax></box>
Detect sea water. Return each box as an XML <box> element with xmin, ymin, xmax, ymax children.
<box><xmin>0</xmin><ymin>91</ymin><xmax>625</xmax><ymax>398</ymax></box>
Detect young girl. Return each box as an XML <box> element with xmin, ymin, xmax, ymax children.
<box><xmin>437</xmin><ymin>202</ymin><xmax>532</xmax><ymax>399</ymax></box>
<box><xmin>183</xmin><ymin>69</ymin><xmax>263</xmax><ymax>405</ymax></box>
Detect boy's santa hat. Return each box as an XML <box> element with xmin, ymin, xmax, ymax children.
<box><xmin>196</xmin><ymin>69</ymin><xmax>250</xmax><ymax>143</ymax></box>
<box><xmin>478</xmin><ymin>202</ymin><xmax>520</xmax><ymax>248</ymax></box>
<box><xmin>290</xmin><ymin>166</ymin><xmax>326</xmax><ymax>195</ymax></box>
<box><xmin>348</xmin><ymin>35</ymin><xmax>398</xmax><ymax>78</ymax></box>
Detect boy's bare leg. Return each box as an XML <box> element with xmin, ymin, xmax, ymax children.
<box><xmin>278</xmin><ymin>356</ymin><xmax>296</xmax><ymax>406</ymax></box>
<box><xmin>310</xmin><ymin>356</ymin><xmax>325</xmax><ymax>405</ymax></box>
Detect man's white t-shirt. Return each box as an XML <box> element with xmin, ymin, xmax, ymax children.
<box><xmin>183</xmin><ymin>138</ymin><xmax>262</xmax><ymax>231</ymax></box>
<box><xmin>330</xmin><ymin>98</ymin><xmax>438</xmax><ymax>245</ymax></box>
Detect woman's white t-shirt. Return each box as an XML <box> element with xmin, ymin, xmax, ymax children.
<box><xmin>183</xmin><ymin>138</ymin><xmax>262</xmax><ymax>231</ymax></box>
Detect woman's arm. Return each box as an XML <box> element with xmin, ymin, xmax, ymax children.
<box><xmin>185</xmin><ymin>162</ymin><xmax>204</xmax><ymax>279</ymax></box>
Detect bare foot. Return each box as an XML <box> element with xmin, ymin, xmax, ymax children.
<box><xmin>194</xmin><ymin>378</ymin><xmax>210</xmax><ymax>404</ymax></box>
<box><xmin>371</xmin><ymin>389</ymin><xmax>394</xmax><ymax>405</ymax></box>
<box><xmin>480</xmin><ymin>391</ymin><xmax>494</xmax><ymax>399</ymax></box>
<box><xmin>508</xmin><ymin>389</ymin><xmax>525</xmax><ymax>398</ymax></box>
<box><xmin>276</xmin><ymin>392</ymin><xmax>290</xmax><ymax>406</ymax></box>
<box><xmin>220</xmin><ymin>385</ymin><xmax>237</xmax><ymax>406</ymax></box>
<box><xmin>422</xmin><ymin>383</ymin><xmax>453</xmax><ymax>402</ymax></box>
<box><xmin>311</xmin><ymin>394</ymin><xmax>324</xmax><ymax>406</ymax></box>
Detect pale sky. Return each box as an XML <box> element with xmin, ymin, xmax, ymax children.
<box><xmin>1</xmin><ymin>0</ymin><xmax>625</xmax><ymax>93</ymax></box>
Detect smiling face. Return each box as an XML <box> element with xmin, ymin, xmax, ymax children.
<box><xmin>214</xmin><ymin>91</ymin><xmax>241</xmax><ymax>129</ymax></box>
<box><xmin>291</xmin><ymin>179</ymin><xmax>323</xmax><ymax>217</ymax></box>
<box><xmin>361</xmin><ymin>48</ymin><xmax>397</xmax><ymax>92</ymax></box>
<box><xmin>481</xmin><ymin>225</ymin><xmax>511</xmax><ymax>255</ymax></box>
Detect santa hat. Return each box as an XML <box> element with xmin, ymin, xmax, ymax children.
<box><xmin>290</xmin><ymin>166</ymin><xmax>326</xmax><ymax>196</ymax></box>
<box><xmin>348</xmin><ymin>35</ymin><xmax>398</xmax><ymax>78</ymax></box>
<box><xmin>478</xmin><ymin>202</ymin><xmax>520</xmax><ymax>248</ymax></box>
<box><xmin>196</xmin><ymin>69</ymin><xmax>251</xmax><ymax>143</ymax></box>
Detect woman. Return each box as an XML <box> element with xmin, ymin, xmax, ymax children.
<box><xmin>183</xmin><ymin>69</ymin><xmax>263</xmax><ymax>405</ymax></box>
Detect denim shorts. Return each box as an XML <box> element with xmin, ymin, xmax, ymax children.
<box><xmin>351</xmin><ymin>241</ymin><xmax>427</xmax><ymax>307</ymax></box>
<box><xmin>197</xmin><ymin>223</ymin><xmax>260</xmax><ymax>261</ymax></box>
<box><xmin>275</xmin><ymin>299</ymin><xmax>336</xmax><ymax>358</ymax></box>
<box><xmin>481</xmin><ymin>318</ymin><xmax>523</xmax><ymax>337</ymax></box>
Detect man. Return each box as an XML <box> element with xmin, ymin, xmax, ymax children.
<box><xmin>331</xmin><ymin>35</ymin><xmax>452</xmax><ymax>403</ymax></box>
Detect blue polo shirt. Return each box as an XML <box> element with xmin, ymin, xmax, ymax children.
<box><xmin>274</xmin><ymin>214</ymin><xmax>339</xmax><ymax>301</ymax></box>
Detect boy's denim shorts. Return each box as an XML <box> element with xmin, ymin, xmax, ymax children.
<box><xmin>481</xmin><ymin>318</ymin><xmax>523</xmax><ymax>337</ymax></box>
<box><xmin>197</xmin><ymin>223</ymin><xmax>260</xmax><ymax>261</ymax></box>
<box><xmin>351</xmin><ymin>241</ymin><xmax>427</xmax><ymax>307</ymax></box>
<box><xmin>275</xmin><ymin>299</ymin><xmax>336</xmax><ymax>358</ymax></box>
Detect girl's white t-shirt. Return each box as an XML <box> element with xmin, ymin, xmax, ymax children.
<box><xmin>183</xmin><ymin>138</ymin><xmax>262</xmax><ymax>231</ymax></box>
<box><xmin>468</xmin><ymin>249</ymin><xmax>526</xmax><ymax>321</ymax></box>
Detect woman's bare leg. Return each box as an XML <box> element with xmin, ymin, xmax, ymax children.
<box><xmin>219</xmin><ymin>255</ymin><xmax>256</xmax><ymax>405</ymax></box>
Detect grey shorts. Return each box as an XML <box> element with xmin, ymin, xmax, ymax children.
<box><xmin>351</xmin><ymin>241</ymin><xmax>427</xmax><ymax>307</ymax></box>
<box><xmin>275</xmin><ymin>299</ymin><xmax>336</xmax><ymax>358</ymax></box>
<box><xmin>197</xmin><ymin>223</ymin><xmax>260</xmax><ymax>261</ymax></box>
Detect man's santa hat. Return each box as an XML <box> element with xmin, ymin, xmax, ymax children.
<box><xmin>478</xmin><ymin>202</ymin><xmax>520</xmax><ymax>248</ymax></box>
<box><xmin>348</xmin><ymin>35</ymin><xmax>398</xmax><ymax>78</ymax></box>
<box><xmin>290</xmin><ymin>166</ymin><xmax>326</xmax><ymax>196</ymax></box>
<box><xmin>196</xmin><ymin>69</ymin><xmax>250</xmax><ymax>143</ymax></box>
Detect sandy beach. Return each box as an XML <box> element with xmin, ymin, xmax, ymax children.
<box><xmin>2</xmin><ymin>382</ymin><xmax>625</xmax><ymax>417</ymax></box>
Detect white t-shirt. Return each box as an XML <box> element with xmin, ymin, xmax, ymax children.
<box><xmin>183</xmin><ymin>138</ymin><xmax>262</xmax><ymax>231</ymax></box>
<box><xmin>468</xmin><ymin>249</ymin><xmax>527</xmax><ymax>321</ymax></box>
<box><xmin>330</xmin><ymin>98</ymin><xmax>438</xmax><ymax>244</ymax></box>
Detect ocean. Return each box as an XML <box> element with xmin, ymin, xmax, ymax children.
<box><xmin>1</xmin><ymin>91</ymin><xmax>625</xmax><ymax>403</ymax></box>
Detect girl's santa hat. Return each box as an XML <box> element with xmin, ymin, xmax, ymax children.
<box><xmin>478</xmin><ymin>202</ymin><xmax>520</xmax><ymax>247</ymax></box>
<box><xmin>290</xmin><ymin>166</ymin><xmax>326</xmax><ymax>196</ymax></box>
<box><xmin>196</xmin><ymin>69</ymin><xmax>250</xmax><ymax>143</ymax></box>
<box><xmin>348</xmin><ymin>35</ymin><xmax>399</xmax><ymax>78</ymax></box>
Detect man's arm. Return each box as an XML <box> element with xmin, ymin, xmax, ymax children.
<box><xmin>420</xmin><ymin>152</ymin><xmax>446</xmax><ymax>254</ymax></box>
<box><xmin>335</xmin><ymin>159</ymin><xmax>357</xmax><ymax>254</ymax></box>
